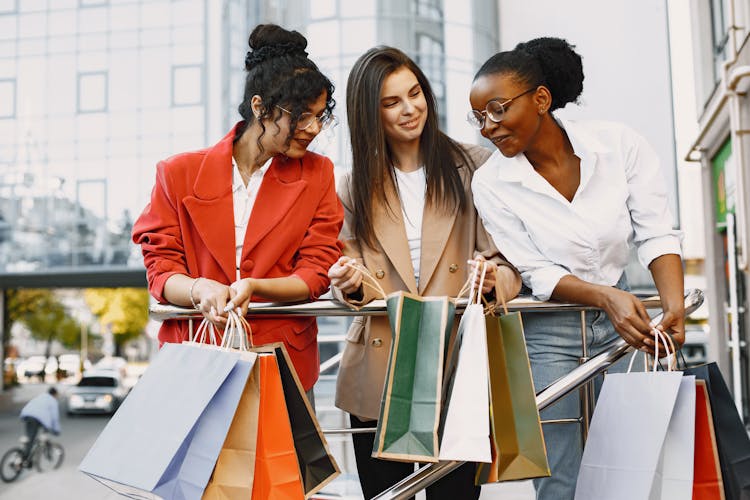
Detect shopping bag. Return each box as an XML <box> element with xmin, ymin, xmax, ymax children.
<box><xmin>476</xmin><ymin>303</ymin><xmax>550</xmax><ymax>483</ymax></box>
<box><xmin>693</xmin><ymin>380</ymin><xmax>726</xmax><ymax>500</ymax></box>
<box><xmin>79</xmin><ymin>343</ymin><xmax>249</xmax><ymax>499</ymax></box>
<box><xmin>269</xmin><ymin>344</ymin><xmax>340</xmax><ymax>497</ymax></box>
<box><xmin>438</xmin><ymin>264</ymin><xmax>491</xmax><ymax>462</ymax></box>
<box><xmin>202</xmin><ymin>360</ymin><xmax>261</xmax><ymax>499</ymax></box>
<box><xmin>251</xmin><ymin>354</ymin><xmax>306</xmax><ymax>499</ymax></box>
<box><xmin>574</xmin><ymin>346</ymin><xmax>685</xmax><ymax>500</ymax></box>
<box><xmin>373</xmin><ymin>291</ymin><xmax>455</xmax><ymax>462</ymax></box>
<box><xmin>655</xmin><ymin>375</ymin><xmax>696</xmax><ymax>499</ymax></box>
<box><xmin>220</xmin><ymin>314</ymin><xmax>339</xmax><ymax>498</ymax></box>
<box><xmin>684</xmin><ymin>363</ymin><xmax>750</xmax><ymax>500</ymax></box>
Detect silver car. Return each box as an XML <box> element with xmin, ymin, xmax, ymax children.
<box><xmin>66</xmin><ymin>371</ymin><xmax>129</xmax><ymax>415</ymax></box>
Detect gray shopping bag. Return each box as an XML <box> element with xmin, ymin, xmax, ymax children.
<box><xmin>574</xmin><ymin>370</ymin><xmax>684</xmax><ymax>500</ymax></box>
<box><xmin>79</xmin><ymin>343</ymin><xmax>251</xmax><ymax>499</ymax></box>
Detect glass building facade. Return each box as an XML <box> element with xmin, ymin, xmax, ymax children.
<box><xmin>0</xmin><ymin>0</ymin><xmax>498</xmax><ymax>278</ymax></box>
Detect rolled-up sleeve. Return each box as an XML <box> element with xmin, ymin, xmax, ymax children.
<box><xmin>291</xmin><ymin>159</ymin><xmax>344</xmax><ymax>300</ymax></box>
<box><xmin>132</xmin><ymin>162</ymin><xmax>188</xmax><ymax>303</ymax></box>
<box><xmin>623</xmin><ymin>127</ymin><xmax>683</xmax><ymax>268</ymax></box>
<box><xmin>472</xmin><ymin>177</ymin><xmax>570</xmax><ymax>301</ymax></box>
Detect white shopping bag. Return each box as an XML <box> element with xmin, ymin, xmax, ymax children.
<box><xmin>654</xmin><ymin>375</ymin><xmax>696</xmax><ymax>499</ymax></box>
<box><xmin>439</xmin><ymin>264</ymin><xmax>491</xmax><ymax>462</ymax></box>
<box><xmin>575</xmin><ymin>333</ymin><xmax>687</xmax><ymax>500</ymax></box>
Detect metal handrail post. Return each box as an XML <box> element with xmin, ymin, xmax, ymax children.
<box><xmin>371</xmin><ymin>289</ymin><xmax>704</xmax><ymax>500</ymax></box>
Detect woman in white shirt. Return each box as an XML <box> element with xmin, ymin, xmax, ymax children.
<box><xmin>327</xmin><ymin>46</ymin><xmax>521</xmax><ymax>499</ymax></box>
<box><xmin>469</xmin><ymin>37</ymin><xmax>684</xmax><ymax>500</ymax></box>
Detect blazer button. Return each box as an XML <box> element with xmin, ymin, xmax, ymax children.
<box><xmin>375</xmin><ymin>270</ymin><xmax>385</xmax><ymax>279</ymax></box>
<box><xmin>370</xmin><ymin>338</ymin><xmax>383</xmax><ymax>347</ymax></box>
<box><xmin>449</xmin><ymin>263</ymin><xmax>459</xmax><ymax>273</ymax></box>
<box><xmin>240</xmin><ymin>260</ymin><xmax>254</xmax><ymax>273</ymax></box>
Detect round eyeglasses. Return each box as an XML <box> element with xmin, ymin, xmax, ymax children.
<box><xmin>276</xmin><ymin>105</ymin><xmax>337</xmax><ymax>131</ymax></box>
<box><xmin>466</xmin><ymin>88</ymin><xmax>536</xmax><ymax>129</ymax></box>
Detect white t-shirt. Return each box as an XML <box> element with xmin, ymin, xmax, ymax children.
<box><xmin>394</xmin><ymin>166</ymin><xmax>427</xmax><ymax>286</ymax></box>
<box><xmin>233</xmin><ymin>157</ymin><xmax>272</xmax><ymax>280</ymax></box>
<box><xmin>472</xmin><ymin>119</ymin><xmax>682</xmax><ymax>301</ymax></box>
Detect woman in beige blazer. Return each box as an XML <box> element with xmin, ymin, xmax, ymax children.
<box><xmin>328</xmin><ymin>47</ymin><xmax>521</xmax><ymax>500</ymax></box>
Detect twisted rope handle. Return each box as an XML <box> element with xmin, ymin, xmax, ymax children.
<box><xmin>221</xmin><ymin>310</ymin><xmax>253</xmax><ymax>351</ymax></box>
<box><xmin>194</xmin><ymin>317</ymin><xmax>219</xmax><ymax>345</ymax></box>
<box><xmin>344</xmin><ymin>261</ymin><xmax>388</xmax><ymax>300</ymax></box>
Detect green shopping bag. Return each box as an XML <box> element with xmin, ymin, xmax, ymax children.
<box><xmin>373</xmin><ymin>291</ymin><xmax>455</xmax><ymax>462</ymax></box>
<box><xmin>477</xmin><ymin>299</ymin><xmax>550</xmax><ymax>483</ymax></box>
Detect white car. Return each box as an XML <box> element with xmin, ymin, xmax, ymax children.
<box><xmin>57</xmin><ymin>354</ymin><xmax>91</xmax><ymax>377</ymax></box>
<box><xmin>66</xmin><ymin>370</ymin><xmax>129</xmax><ymax>415</ymax></box>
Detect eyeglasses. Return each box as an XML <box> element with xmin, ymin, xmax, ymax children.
<box><xmin>276</xmin><ymin>105</ymin><xmax>337</xmax><ymax>131</ymax></box>
<box><xmin>466</xmin><ymin>88</ymin><xmax>536</xmax><ymax>129</ymax></box>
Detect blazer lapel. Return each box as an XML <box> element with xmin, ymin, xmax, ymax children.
<box><xmin>372</xmin><ymin>177</ymin><xmax>418</xmax><ymax>293</ymax></box>
<box><xmin>183</xmin><ymin>128</ymin><xmax>237</xmax><ymax>283</ymax></box>
<box><xmin>418</xmin><ymin>198</ymin><xmax>458</xmax><ymax>294</ymax></box>
<box><xmin>241</xmin><ymin>156</ymin><xmax>306</xmax><ymax>258</ymax></box>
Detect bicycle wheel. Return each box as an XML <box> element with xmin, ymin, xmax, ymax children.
<box><xmin>35</xmin><ymin>442</ymin><xmax>64</xmax><ymax>472</ymax></box>
<box><xmin>0</xmin><ymin>447</ymin><xmax>25</xmax><ymax>483</ymax></box>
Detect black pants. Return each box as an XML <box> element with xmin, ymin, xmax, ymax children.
<box><xmin>349</xmin><ymin>414</ymin><xmax>481</xmax><ymax>500</ymax></box>
<box><xmin>22</xmin><ymin>417</ymin><xmax>41</xmax><ymax>459</ymax></box>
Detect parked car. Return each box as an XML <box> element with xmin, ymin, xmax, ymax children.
<box><xmin>57</xmin><ymin>354</ymin><xmax>91</xmax><ymax>377</ymax></box>
<box><xmin>17</xmin><ymin>356</ymin><xmax>54</xmax><ymax>380</ymax></box>
<box><xmin>66</xmin><ymin>370</ymin><xmax>129</xmax><ymax>415</ymax></box>
<box><xmin>93</xmin><ymin>356</ymin><xmax>128</xmax><ymax>377</ymax></box>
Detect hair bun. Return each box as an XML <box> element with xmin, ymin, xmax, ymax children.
<box><xmin>245</xmin><ymin>24</ymin><xmax>308</xmax><ymax>70</ymax></box>
<box><xmin>515</xmin><ymin>37</ymin><xmax>583</xmax><ymax>110</ymax></box>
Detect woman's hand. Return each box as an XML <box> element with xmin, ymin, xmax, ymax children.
<box><xmin>328</xmin><ymin>256</ymin><xmax>363</xmax><ymax>295</ymax></box>
<box><xmin>226</xmin><ymin>278</ymin><xmax>255</xmax><ymax>317</ymax></box>
<box><xmin>653</xmin><ymin>306</ymin><xmax>685</xmax><ymax>354</ymax></box>
<box><xmin>192</xmin><ymin>278</ymin><xmax>232</xmax><ymax>328</ymax></box>
<box><xmin>599</xmin><ymin>287</ymin><xmax>659</xmax><ymax>353</ymax></box>
<box><xmin>468</xmin><ymin>256</ymin><xmax>497</xmax><ymax>295</ymax></box>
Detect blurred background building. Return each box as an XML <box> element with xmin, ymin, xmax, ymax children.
<box><xmin>0</xmin><ymin>0</ymin><xmax>746</xmax><ymax>417</ymax></box>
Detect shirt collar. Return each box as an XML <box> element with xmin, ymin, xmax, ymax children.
<box><xmin>232</xmin><ymin>157</ymin><xmax>273</xmax><ymax>193</ymax></box>
<box><xmin>494</xmin><ymin>118</ymin><xmax>611</xmax><ymax>184</ymax></box>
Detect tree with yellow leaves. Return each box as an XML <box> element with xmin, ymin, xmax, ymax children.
<box><xmin>84</xmin><ymin>288</ymin><xmax>150</xmax><ymax>356</ymax></box>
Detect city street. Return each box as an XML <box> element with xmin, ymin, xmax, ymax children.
<box><xmin>0</xmin><ymin>380</ymin><xmax>534</xmax><ymax>499</ymax></box>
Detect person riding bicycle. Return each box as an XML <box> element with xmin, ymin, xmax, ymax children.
<box><xmin>19</xmin><ymin>387</ymin><xmax>60</xmax><ymax>464</ymax></box>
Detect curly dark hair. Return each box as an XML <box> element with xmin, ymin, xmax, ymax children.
<box><xmin>236</xmin><ymin>24</ymin><xmax>336</xmax><ymax>153</ymax></box>
<box><xmin>474</xmin><ymin>37</ymin><xmax>584</xmax><ymax>112</ymax></box>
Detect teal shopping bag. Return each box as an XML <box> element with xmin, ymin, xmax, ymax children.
<box><xmin>373</xmin><ymin>292</ymin><xmax>455</xmax><ymax>462</ymax></box>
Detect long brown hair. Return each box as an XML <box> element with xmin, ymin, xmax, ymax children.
<box><xmin>346</xmin><ymin>46</ymin><xmax>472</xmax><ymax>248</ymax></box>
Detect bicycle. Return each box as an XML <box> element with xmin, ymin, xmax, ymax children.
<box><xmin>0</xmin><ymin>431</ymin><xmax>65</xmax><ymax>483</ymax></box>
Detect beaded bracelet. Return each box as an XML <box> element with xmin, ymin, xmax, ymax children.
<box><xmin>189</xmin><ymin>277</ymin><xmax>201</xmax><ymax>310</ymax></box>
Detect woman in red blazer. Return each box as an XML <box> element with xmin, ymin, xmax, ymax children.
<box><xmin>132</xmin><ymin>24</ymin><xmax>343</xmax><ymax>392</ymax></box>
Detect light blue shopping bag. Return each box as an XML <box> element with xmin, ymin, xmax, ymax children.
<box><xmin>79</xmin><ymin>342</ymin><xmax>253</xmax><ymax>499</ymax></box>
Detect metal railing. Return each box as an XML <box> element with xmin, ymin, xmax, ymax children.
<box><xmin>149</xmin><ymin>288</ymin><xmax>704</xmax><ymax>500</ymax></box>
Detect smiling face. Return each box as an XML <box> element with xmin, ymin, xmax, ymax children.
<box><xmin>259</xmin><ymin>90</ymin><xmax>329</xmax><ymax>159</ymax></box>
<box><xmin>379</xmin><ymin>66</ymin><xmax>428</xmax><ymax>148</ymax></box>
<box><xmin>469</xmin><ymin>72</ymin><xmax>542</xmax><ymax>158</ymax></box>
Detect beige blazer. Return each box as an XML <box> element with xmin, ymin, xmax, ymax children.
<box><xmin>334</xmin><ymin>144</ymin><xmax>514</xmax><ymax>420</ymax></box>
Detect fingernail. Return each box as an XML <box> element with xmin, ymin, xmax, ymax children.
<box><xmin>222</xmin><ymin>303</ymin><xmax>233</xmax><ymax>313</ymax></box>
<box><xmin>236</xmin><ymin>307</ymin><xmax>242</xmax><ymax>315</ymax></box>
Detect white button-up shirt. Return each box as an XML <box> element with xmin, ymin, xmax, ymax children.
<box><xmin>472</xmin><ymin>119</ymin><xmax>682</xmax><ymax>301</ymax></box>
<box><xmin>233</xmin><ymin>158</ymin><xmax>272</xmax><ymax>279</ymax></box>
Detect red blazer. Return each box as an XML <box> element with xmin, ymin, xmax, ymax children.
<box><xmin>132</xmin><ymin>123</ymin><xmax>344</xmax><ymax>390</ymax></box>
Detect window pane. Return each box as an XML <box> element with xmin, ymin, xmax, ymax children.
<box><xmin>78</xmin><ymin>72</ymin><xmax>108</xmax><ymax>112</ymax></box>
<box><xmin>172</xmin><ymin>65</ymin><xmax>202</xmax><ymax>106</ymax></box>
<box><xmin>0</xmin><ymin>79</ymin><xmax>15</xmax><ymax>118</ymax></box>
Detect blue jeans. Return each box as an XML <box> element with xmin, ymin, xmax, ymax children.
<box><xmin>524</xmin><ymin>275</ymin><xmax>642</xmax><ymax>500</ymax></box>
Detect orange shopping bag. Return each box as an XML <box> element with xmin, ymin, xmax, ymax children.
<box><xmin>693</xmin><ymin>380</ymin><xmax>725</xmax><ymax>500</ymax></box>
<box><xmin>251</xmin><ymin>355</ymin><xmax>305</xmax><ymax>499</ymax></box>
